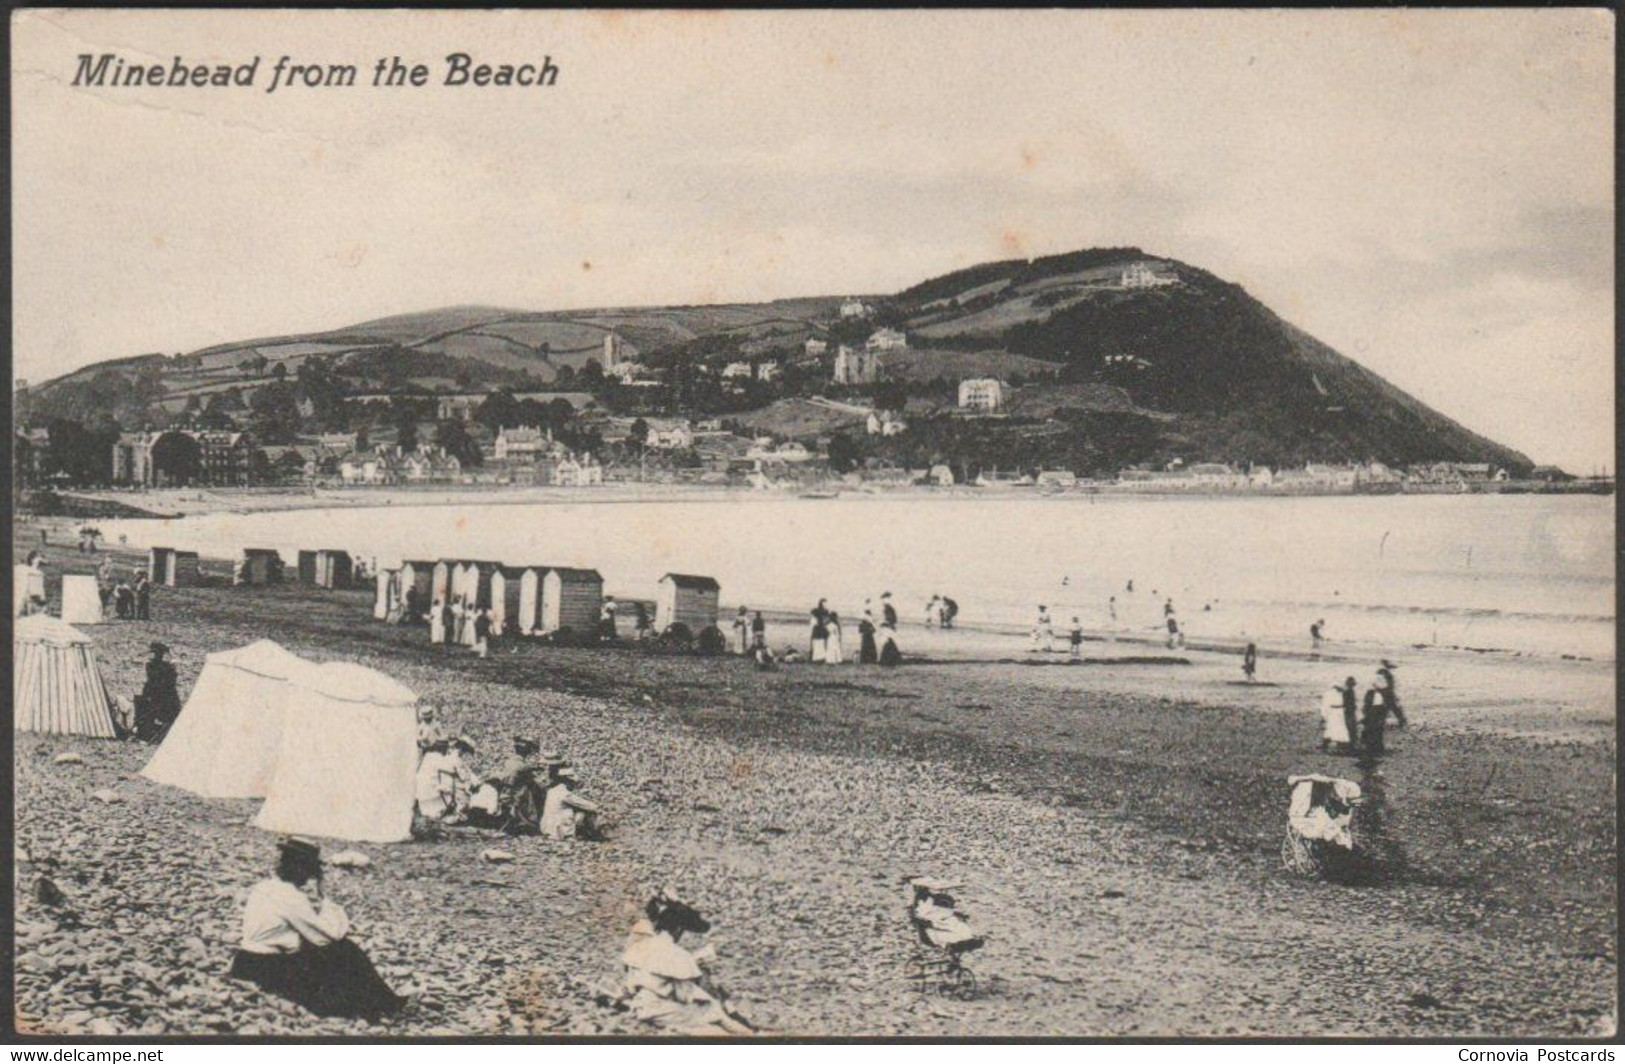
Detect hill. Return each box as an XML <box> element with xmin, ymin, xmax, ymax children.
<box><xmin>15</xmin><ymin>250</ymin><xmax>1530</xmax><ymax>473</ymax></box>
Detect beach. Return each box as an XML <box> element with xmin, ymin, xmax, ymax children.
<box><xmin>11</xmin><ymin>524</ymin><xmax>1617</xmax><ymax>1037</ymax></box>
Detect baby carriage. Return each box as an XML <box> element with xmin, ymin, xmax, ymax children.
<box><xmin>904</xmin><ymin>877</ymin><xmax>984</xmax><ymax>998</ymax></box>
<box><xmin>1281</xmin><ymin>774</ymin><xmax>1364</xmax><ymax>878</ymax></box>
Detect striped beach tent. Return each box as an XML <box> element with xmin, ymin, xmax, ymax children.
<box><xmin>13</xmin><ymin>614</ymin><xmax>119</xmax><ymax>738</ymax></box>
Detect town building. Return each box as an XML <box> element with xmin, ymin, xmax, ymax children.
<box><xmin>1035</xmin><ymin>470</ymin><xmax>1079</xmax><ymax>489</ymax></box>
<box><xmin>839</xmin><ymin>298</ymin><xmax>871</xmax><ymax>320</ymax></box>
<box><xmin>832</xmin><ymin>345</ymin><xmax>880</xmax><ymax>385</ymax></box>
<box><xmin>804</xmin><ymin>338</ymin><xmax>828</xmax><ymax>357</ymax></box>
<box><xmin>194</xmin><ymin>430</ymin><xmax>261</xmax><ymax>486</ymax></box>
<box><xmin>865</xmin><ymin>327</ymin><xmax>908</xmax><ymax>352</ymax></box>
<box><xmin>111</xmin><ymin>430</ymin><xmax>204</xmax><ymax>488</ymax></box>
<box><xmin>929</xmin><ymin>464</ymin><xmax>956</xmax><ymax>486</ymax></box>
<box><xmin>756</xmin><ymin>361</ymin><xmax>782</xmax><ymax>382</ymax></box>
<box><xmin>957</xmin><ymin>378</ymin><xmax>1005</xmax><ymax>413</ymax></box>
<box><xmin>722</xmin><ymin>362</ymin><xmax>754</xmax><ymax>380</ymax></box>
<box><xmin>493</xmin><ymin>425</ymin><xmax>548</xmax><ymax>463</ymax></box>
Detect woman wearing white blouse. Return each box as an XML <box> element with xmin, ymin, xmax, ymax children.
<box><xmin>229</xmin><ymin>837</ymin><xmax>403</xmax><ymax>1021</ymax></box>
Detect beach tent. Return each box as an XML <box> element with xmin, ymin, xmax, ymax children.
<box><xmin>12</xmin><ymin>614</ymin><xmax>119</xmax><ymax>738</ymax></box>
<box><xmin>60</xmin><ymin>575</ymin><xmax>104</xmax><ymax>625</ymax></box>
<box><xmin>142</xmin><ymin>640</ymin><xmax>319</xmax><ymax>799</ymax></box>
<box><xmin>490</xmin><ymin>566</ymin><xmax>539</xmax><ymax>636</ymax></box>
<box><xmin>656</xmin><ymin>573</ymin><xmax>721</xmax><ymax>633</ymax></box>
<box><xmin>254</xmin><ymin>662</ymin><xmax>419</xmax><ymax>843</ymax></box>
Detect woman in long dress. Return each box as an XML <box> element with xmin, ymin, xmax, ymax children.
<box><xmin>858</xmin><ymin>612</ymin><xmax>878</xmax><ymax>665</ymax></box>
<box><xmin>826</xmin><ymin>612</ymin><xmax>845</xmax><ymax>664</ymax></box>
<box><xmin>878</xmin><ymin>619</ymin><xmax>902</xmax><ymax>667</ymax></box>
<box><xmin>809</xmin><ymin>612</ymin><xmax>829</xmax><ymax>664</ymax></box>
<box><xmin>229</xmin><ymin>838</ymin><xmax>403</xmax><ymax>1021</ymax></box>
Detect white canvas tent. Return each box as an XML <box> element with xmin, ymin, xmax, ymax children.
<box><xmin>141</xmin><ymin>640</ymin><xmax>319</xmax><ymax>799</ymax></box>
<box><xmin>13</xmin><ymin>614</ymin><xmax>119</xmax><ymax>738</ymax></box>
<box><xmin>254</xmin><ymin>662</ymin><xmax>419</xmax><ymax>843</ymax></box>
<box><xmin>60</xmin><ymin>575</ymin><xmax>104</xmax><ymax>625</ymax></box>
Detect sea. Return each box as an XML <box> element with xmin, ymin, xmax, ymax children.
<box><xmin>101</xmin><ymin>493</ymin><xmax>1615</xmax><ymax>662</ymax></box>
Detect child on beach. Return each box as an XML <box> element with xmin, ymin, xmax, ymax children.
<box><xmin>1068</xmin><ymin>617</ymin><xmax>1084</xmax><ymax>658</ymax></box>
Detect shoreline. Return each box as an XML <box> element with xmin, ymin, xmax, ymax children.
<box><xmin>39</xmin><ymin>479</ymin><xmax>1613</xmax><ymax>521</ymax></box>
<box><xmin>11</xmin><ymin>532</ymin><xmax>1616</xmax><ymax>1036</ymax></box>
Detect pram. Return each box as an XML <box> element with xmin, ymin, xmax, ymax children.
<box><xmin>904</xmin><ymin>878</ymin><xmax>983</xmax><ymax>998</ymax></box>
<box><xmin>1281</xmin><ymin>774</ymin><xmax>1364</xmax><ymax>877</ymax></box>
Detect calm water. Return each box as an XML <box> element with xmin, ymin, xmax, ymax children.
<box><xmin>104</xmin><ymin>494</ymin><xmax>1615</xmax><ymax>661</ymax></box>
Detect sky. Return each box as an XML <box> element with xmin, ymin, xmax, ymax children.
<box><xmin>11</xmin><ymin>9</ymin><xmax>1615</xmax><ymax>470</ymax></box>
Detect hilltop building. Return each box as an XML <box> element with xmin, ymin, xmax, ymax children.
<box><xmin>493</xmin><ymin>426</ymin><xmax>548</xmax><ymax>463</ymax></box>
<box><xmin>957</xmin><ymin>378</ymin><xmax>1005</xmax><ymax>413</ymax></box>
<box><xmin>601</xmin><ymin>332</ymin><xmax>622</xmax><ymax>371</ymax></box>
<box><xmin>839</xmin><ymin>298</ymin><xmax>872</xmax><ymax>320</ymax></box>
<box><xmin>1119</xmin><ymin>262</ymin><xmax>1178</xmax><ymax>289</ymax></box>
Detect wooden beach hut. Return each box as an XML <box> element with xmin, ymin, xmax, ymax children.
<box><xmin>489</xmin><ymin>566</ymin><xmax>533</xmax><ymax>636</ymax></box>
<box><xmin>375</xmin><ymin>567</ymin><xmax>403</xmax><ymax>621</ymax></box>
<box><xmin>400</xmin><ymin>560</ymin><xmax>435</xmax><ymax>606</ymax></box>
<box><xmin>297</xmin><ymin>550</ymin><xmax>319</xmax><ymax>585</ymax></box>
<box><xmin>655</xmin><ymin>573</ymin><xmax>721</xmax><ymax>633</ymax></box>
<box><xmin>149</xmin><ymin>547</ymin><xmax>199</xmax><ymax>587</ymax></box>
<box><xmin>518</xmin><ymin>567</ymin><xmax>551</xmax><ymax>637</ymax></box>
<box><xmin>458</xmin><ymin>561</ymin><xmax>501</xmax><ymax>611</ymax></box>
<box><xmin>431</xmin><ymin>560</ymin><xmax>461</xmax><ymax>605</ymax></box>
<box><xmin>541</xmin><ymin>567</ymin><xmax>604</xmax><ymax>636</ymax></box>
<box><xmin>240</xmin><ymin>548</ymin><xmax>283</xmax><ymax>586</ymax></box>
<box><xmin>312</xmin><ymin>550</ymin><xmax>353</xmax><ymax>590</ymax></box>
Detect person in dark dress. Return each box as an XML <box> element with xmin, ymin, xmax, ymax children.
<box><xmin>229</xmin><ymin>838</ymin><xmax>404</xmax><ymax>1022</ymax></box>
<box><xmin>114</xmin><ymin>581</ymin><xmax>134</xmax><ymax>620</ymax></box>
<box><xmin>439</xmin><ymin>600</ymin><xmax>455</xmax><ymax>648</ymax></box>
<box><xmin>133</xmin><ymin>643</ymin><xmax>181</xmax><ymax>744</ymax></box>
<box><xmin>881</xmin><ymin>593</ymin><xmax>898</xmax><ymax>629</ymax></box>
<box><xmin>1361</xmin><ymin>662</ymin><xmax>1407</xmax><ymax>756</ymax></box>
<box><xmin>858</xmin><ymin>612</ymin><xmax>879</xmax><ymax>664</ymax></box>
<box><xmin>134</xmin><ymin>572</ymin><xmax>152</xmax><ymax>621</ymax></box>
<box><xmin>1242</xmin><ymin>642</ymin><xmax>1258</xmax><ymax>683</ymax></box>
<box><xmin>750</xmin><ymin>611</ymin><xmax>767</xmax><ymax>651</ymax></box>
<box><xmin>942</xmin><ymin>597</ymin><xmax>958</xmax><ymax>630</ymax></box>
<box><xmin>404</xmin><ymin>584</ymin><xmax>421</xmax><ymax>624</ymax></box>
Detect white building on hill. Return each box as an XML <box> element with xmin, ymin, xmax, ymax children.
<box><xmin>957</xmin><ymin>378</ymin><xmax>1005</xmax><ymax>413</ymax></box>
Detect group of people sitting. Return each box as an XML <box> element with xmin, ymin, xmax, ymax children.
<box><xmin>1319</xmin><ymin>660</ymin><xmax>1407</xmax><ymax>757</ymax></box>
<box><xmin>413</xmin><ymin>709</ymin><xmax>601</xmax><ymax>839</ymax></box>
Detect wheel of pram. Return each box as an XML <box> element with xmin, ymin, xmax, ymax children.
<box><xmin>1281</xmin><ymin>829</ymin><xmax>1320</xmax><ymax>876</ymax></box>
<box><xmin>944</xmin><ymin>965</ymin><xmax>978</xmax><ymax>1000</ymax></box>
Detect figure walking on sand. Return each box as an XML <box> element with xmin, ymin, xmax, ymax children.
<box><xmin>1319</xmin><ymin>677</ymin><xmax>1359</xmax><ymax>754</ymax></box>
<box><xmin>1360</xmin><ymin>660</ymin><xmax>1407</xmax><ymax>757</ymax></box>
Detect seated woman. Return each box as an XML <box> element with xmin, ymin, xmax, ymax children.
<box><xmin>229</xmin><ymin>838</ymin><xmax>403</xmax><ymax>1022</ymax></box>
<box><xmin>540</xmin><ymin>765</ymin><xmax>603</xmax><ymax>841</ymax></box>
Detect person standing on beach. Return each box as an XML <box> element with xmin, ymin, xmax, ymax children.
<box><xmin>600</xmin><ymin>597</ymin><xmax>618</xmax><ymax>642</ymax></box>
<box><xmin>857</xmin><ymin>610</ymin><xmax>878</xmax><ymax>664</ymax></box>
<box><xmin>133</xmin><ymin>642</ymin><xmax>181</xmax><ymax>744</ymax></box>
<box><xmin>1310</xmin><ymin>619</ymin><xmax>1325</xmax><ymax>653</ymax></box>
<box><xmin>942</xmin><ymin>597</ymin><xmax>958</xmax><ymax>630</ymax></box>
<box><xmin>751</xmin><ymin>611</ymin><xmax>767</xmax><ymax>652</ymax></box>
<box><xmin>1361</xmin><ymin>662</ymin><xmax>1406</xmax><ymax>757</ymax></box>
<box><xmin>881</xmin><ymin>593</ymin><xmax>898</xmax><ymax>630</ymax></box>
<box><xmin>1242</xmin><ymin>642</ymin><xmax>1258</xmax><ymax>683</ymax></box>
<box><xmin>732</xmin><ymin>607</ymin><xmax>750</xmax><ymax>655</ymax></box>
<box><xmin>1030</xmin><ymin>605</ymin><xmax>1055</xmax><ymax>653</ymax></box>
<box><xmin>134</xmin><ymin>571</ymin><xmax>152</xmax><ymax>621</ymax></box>
<box><xmin>97</xmin><ymin>557</ymin><xmax>115</xmax><ymax>617</ymax></box>
<box><xmin>1165</xmin><ymin>613</ymin><xmax>1184</xmax><ymax>650</ymax></box>
<box><xmin>809</xmin><ymin>604</ymin><xmax>830</xmax><ymax>664</ymax></box>
<box><xmin>827</xmin><ymin>611</ymin><xmax>845</xmax><ymax>664</ymax></box>
<box><xmin>429</xmin><ymin>599</ymin><xmax>446</xmax><ymax>645</ymax></box>
<box><xmin>1107</xmin><ymin>596</ymin><xmax>1119</xmax><ymax>643</ymax></box>
<box><xmin>1319</xmin><ymin>678</ymin><xmax>1357</xmax><ymax>754</ymax></box>
<box><xmin>1068</xmin><ymin>617</ymin><xmax>1084</xmax><ymax>658</ymax></box>
<box><xmin>473</xmin><ymin>608</ymin><xmax>493</xmax><ymax>660</ymax></box>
